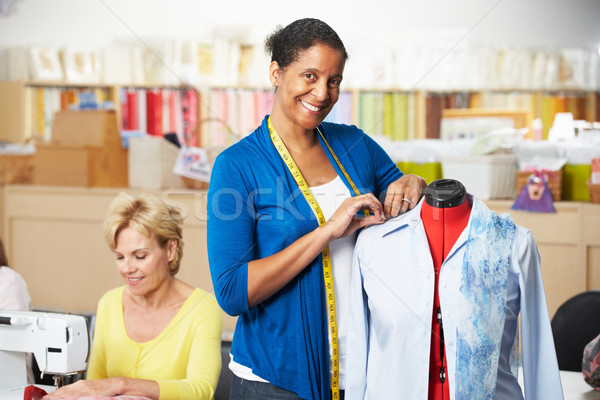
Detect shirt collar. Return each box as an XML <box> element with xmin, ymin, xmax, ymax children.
<box><xmin>380</xmin><ymin>197</ymin><xmax>426</xmax><ymax>238</ymax></box>
<box><xmin>379</xmin><ymin>194</ymin><xmax>480</xmax><ymax>243</ymax></box>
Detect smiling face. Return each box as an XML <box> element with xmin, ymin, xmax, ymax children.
<box><xmin>269</xmin><ymin>42</ymin><xmax>345</xmax><ymax>133</ymax></box>
<box><xmin>113</xmin><ymin>226</ymin><xmax>176</xmax><ymax>298</ymax></box>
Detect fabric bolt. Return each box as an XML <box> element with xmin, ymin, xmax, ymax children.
<box><xmin>345</xmin><ymin>197</ymin><xmax>563</xmax><ymax>400</ymax></box>
<box><xmin>207</xmin><ymin>116</ymin><xmax>402</xmax><ymax>400</ymax></box>
<box><xmin>87</xmin><ymin>287</ymin><xmax>222</xmax><ymax>400</ymax></box>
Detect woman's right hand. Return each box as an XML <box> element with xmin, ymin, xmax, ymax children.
<box><xmin>321</xmin><ymin>193</ymin><xmax>385</xmax><ymax>240</ymax></box>
<box><xmin>42</xmin><ymin>378</ymin><xmax>120</xmax><ymax>398</ymax></box>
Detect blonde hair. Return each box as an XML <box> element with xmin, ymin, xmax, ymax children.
<box><xmin>104</xmin><ymin>193</ymin><xmax>184</xmax><ymax>276</ymax></box>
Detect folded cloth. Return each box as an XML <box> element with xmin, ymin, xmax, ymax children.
<box><xmin>24</xmin><ymin>385</ymin><xmax>47</xmax><ymax>400</ymax></box>
<box><xmin>583</xmin><ymin>333</ymin><xmax>600</xmax><ymax>391</ymax></box>
<box><xmin>39</xmin><ymin>395</ymin><xmax>152</xmax><ymax>400</ymax></box>
<box><xmin>54</xmin><ymin>397</ymin><xmax>152</xmax><ymax>400</ymax></box>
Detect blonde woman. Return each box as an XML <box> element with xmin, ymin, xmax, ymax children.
<box><xmin>46</xmin><ymin>193</ymin><xmax>222</xmax><ymax>400</ymax></box>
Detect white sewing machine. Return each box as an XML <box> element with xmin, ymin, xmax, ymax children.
<box><xmin>0</xmin><ymin>310</ymin><xmax>89</xmax><ymax>399</ymax></box>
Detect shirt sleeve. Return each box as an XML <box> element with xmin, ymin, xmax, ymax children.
<box><xmin>157</xmin><ymin>294</ymin><xmax>223</xmax><ymax>400</ymax></box>
<box><xmin>518</xmin><ymin>231</ymin><xmax>564</xmax><ymax>399</ymax></box>
<box><xmin>0</xmin><ymin>267</ymin><xmax>31</xmax><ymax>311</ymax></box>
<box><xmin>207</xmin><ymin>153</ymin><xmax>254</xmax><ymax>316</ymax></box>
<box><xmin>344</xmin><ymin>243</ymin><xmax>370</xmax><ymax>400</ymax></box>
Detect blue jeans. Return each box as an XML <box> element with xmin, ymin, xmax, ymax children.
<box><xmin>229</xmin><ymin>375</ymin><xmax>345</xmax><ymax>400</ymax></box>
<box><xmin>229</xmin><ymin>375</ymin><xmax>300</xmax><ymax>400</ymax></box>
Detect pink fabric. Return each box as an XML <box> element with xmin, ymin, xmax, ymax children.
<box><xmin>583</xmin><ymin>333</ymin><xmax>600</xmax><ymax>391</ymax></box>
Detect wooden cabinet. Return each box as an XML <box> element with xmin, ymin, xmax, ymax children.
<box><xmin>1</xmin><ymin>185</ymin><xmax>598</xmax><ymax>335</ymax></box>
<box><xmin>486</xmin><ymin>200</ymin><xmax>600</xmax><ymax>318</ymax></box>
<box><xmin>0</xmin><ymin>184</ymin><xmax>237</xmax><ymax>334</ymax></box>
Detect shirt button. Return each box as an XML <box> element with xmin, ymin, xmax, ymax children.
<box><xmin>444</xmin><ymin>311</ymin><xmax>450</xmax><ymax>317</ymax></box>
<box><xmin>442</xmin><ymin>283</ymin><xmax>448</xmax><ymax>288</ymax></box>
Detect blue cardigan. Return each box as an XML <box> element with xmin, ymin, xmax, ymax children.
<box><xmin>207</xmin><ymin>116</ymin><xmax>402</xmax><ymax>400</ymax></box>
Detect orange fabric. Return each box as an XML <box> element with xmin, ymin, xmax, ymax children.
<box><xmin>421</xmin><ymin>200</ymin><xmax>471</xmax><ymax>400</ymax></box>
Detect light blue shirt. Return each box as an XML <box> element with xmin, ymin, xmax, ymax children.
<box><xmin>345</xmin><ymin>197</ymin><xmax>564</xmax><ymax>400</ymax></box>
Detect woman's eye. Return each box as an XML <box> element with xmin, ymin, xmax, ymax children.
<box><xmin>116</xmin><ymin>256</ymin><xmax>124</xmax><ymax>261</ymax></box>
<box><xmin>136</xmin><ymin>255</ymin><xmax>146</xmax><ymax>260</ymax></box>
<box><xmin>329</xmin><ymin>79</ymin><xmax>341</xmax><ymax>87</ymax></box>
<box><xmin>304</xmin><ymin>73</ymin><xmax>315</xmax><ymax>80</ymax></box>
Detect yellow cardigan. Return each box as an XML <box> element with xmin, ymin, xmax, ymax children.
<box><xmin>87</xmin><ymin>286</ymin><xmax>222</xmax><ymax>400</ymax></box>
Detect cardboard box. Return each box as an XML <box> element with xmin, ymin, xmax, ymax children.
<box><xmin>0</xmin><ymin>154</ymin><xmax>34</xmax><ymax>184</ymax></box>
<box><xmin>33</xmin><ymin>110</ymin><xmax>128</xmax><ymax>187</ymax></box>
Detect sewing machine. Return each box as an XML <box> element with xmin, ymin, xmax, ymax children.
<box><xmin>0</xmin><ymin>310</ymin><xmax>89</xmax><ymax>399</ymax></box>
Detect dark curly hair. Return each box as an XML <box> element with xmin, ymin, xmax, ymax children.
<box><xmin>265</xmin><ymin>18</ymin><xmax>349</xmax><ymax>69</ymax></box>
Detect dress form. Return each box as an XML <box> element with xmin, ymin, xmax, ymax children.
<box><xmin>421</xmin><ymin>179</ymin><xmax>471</xmax><ymax>400</ymax></box>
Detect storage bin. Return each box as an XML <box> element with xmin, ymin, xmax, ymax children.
<box><xmin>396</xmin><ymin>161</ymin><xmax>443</xmax><ymax>185</ymax></box>
<box><xmin>128</xmin><ymin>136</ymin><xmax>185</xmax><ymax>190</ymax></box>
<box><xmin>441</xmin><ymin>154</ymin><xmax>518</xmax><ymax>200</ymax></box>
<box><xmin>562</xmin><ymin>164</ymin><xmax>591</xmax><ymax>201</ymax></box>
<box><xmin>587</xmin><ymin>179</ymin><xmax>600</xmax><ymax>204</ymax></box>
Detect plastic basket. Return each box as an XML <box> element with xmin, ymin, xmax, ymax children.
<box><xmin>441</xmin><ymin>154</ymin><xmax>518</xmax><ymax>200</ymax></box>
<box><xmin>588</xmin><ymin>179</ymin><xmax>600</xmax><ymax>204</ymax></box>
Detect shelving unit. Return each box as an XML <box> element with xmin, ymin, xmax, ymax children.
<box><xmin>1</xmin><ymin>80</ymin><xmax>599</xmax><ymax>147</ymax></box>
<box><xmin>0</xmin><ymin>81</ymin><xmax>203</xmax><ymax>144</ymax></box>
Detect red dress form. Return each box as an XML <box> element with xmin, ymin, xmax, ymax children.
<box><xmin>421</xmin><ymin>199</ymin><xmax>471</xmax><ymax>400</ymax></box>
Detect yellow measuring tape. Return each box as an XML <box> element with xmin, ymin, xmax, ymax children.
<box><xmin>268</xmin><ymin>117</ymin><xmax>363</xmax><ymax>399</ymax></box>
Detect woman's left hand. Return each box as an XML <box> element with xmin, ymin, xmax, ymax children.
<box><xmin>42</xmin><ymin>378</ymin><xmax>121</xmax><ymax>398</ymax></box>
<box><xmin>383</xmin><ymin>174</ymin><xmax>427</xmax><ymax>218</ymax></box>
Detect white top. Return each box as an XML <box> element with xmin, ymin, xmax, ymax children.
<box><xmin>230</xmin><ymin>175</ymin><xmax>355</xmax><ymax>388</ymax></box>
<box><xmin>0</xmin><ymin>265</ymin><xmax>34</xmax><ymax>385</ymax></box>
<box><xmin>309</xmin><ymin>175</ymin><xmax>355</xmax><ymax>390</ymax></box>
<box><xmin>0</xmin><ymin>266</ymin><xmax>31</xmax><ymax>311</ymax></box>
<box><xmin>345</xmin><ymin>197</ymin><xmax>564</xmax><ymax>400</ymax></box>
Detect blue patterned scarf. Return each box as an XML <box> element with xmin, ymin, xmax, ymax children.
<box><xmin>455</xmin><ymin>199</ymin><xmax>516</xmax><ymax>399</ymax></box>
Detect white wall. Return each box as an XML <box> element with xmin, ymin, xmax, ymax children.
<box><xmin>0</xmin><ymin>0</ymin><xmax>599</xmax><ymax>49</ymax></box>
<box><xmin>0</xmin><ymin>0</ymin><xmax>599</xmax><ymax>84</ymax></box>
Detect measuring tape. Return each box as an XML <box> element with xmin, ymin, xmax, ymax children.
<box><xmin>268</xmin><ymin>118</ymin><xmax>363</xmax><ymax>399</ymax></box>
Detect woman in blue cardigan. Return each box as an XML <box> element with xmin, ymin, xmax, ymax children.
<box><xmin>207</xmin><ymin>18</ymin><xmax>426</xmax><ymax>400</ymax></box>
